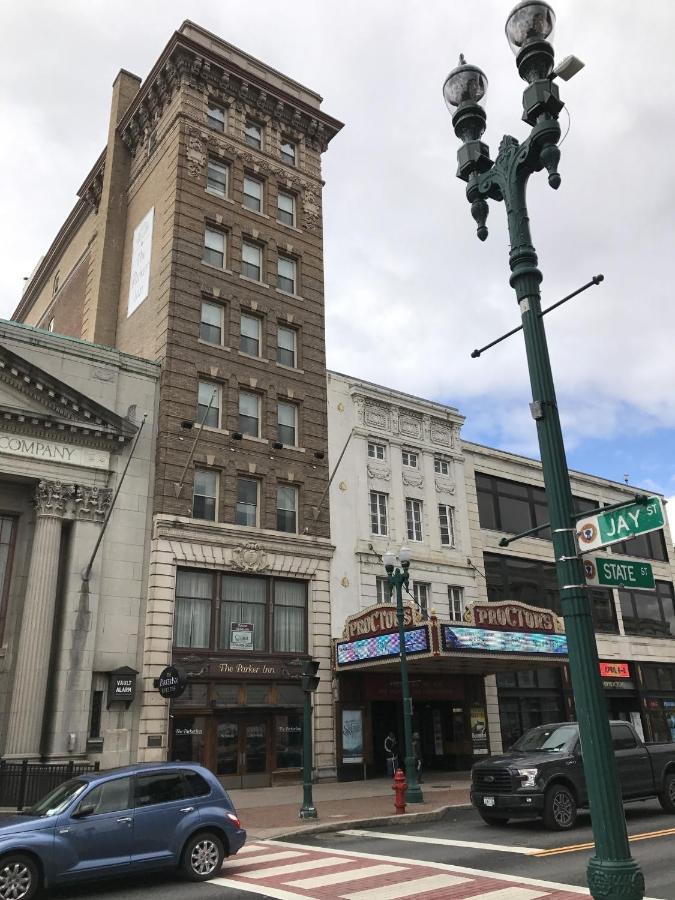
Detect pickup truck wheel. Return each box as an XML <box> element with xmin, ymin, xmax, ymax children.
<box><xmin>543</xmin><ymin>785</ymin><xmax>577</xmax><ymax>830</ymax></box>
<box><xmin>658</xmin><ymin>772</ymin><xmax>675</xmax><ymax>813</ymax></box>
<box><xmin>478</xmin><ymin>813</ymin><xmax>509</xmax><ymax>827</ymax></box>
<box><xmin>0</xmin><ymin>853</ymin><xmax>39</xmax><ymax>900</ymax></box>
<box><xmin>181</xmin><ymin>832</ymin><xmax>224</xmax><ymax>881</ymax></box>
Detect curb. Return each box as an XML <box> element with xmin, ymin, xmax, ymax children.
<box><xmin>252</xmin><ymin>801</ymin><xmax>474</xmax><ymax>841</ymax></box>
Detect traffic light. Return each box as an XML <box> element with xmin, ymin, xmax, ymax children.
<box><xmin>301</xmin><ymin>659</ymin><xmax>320</xmax><ymax>693</ymax></box>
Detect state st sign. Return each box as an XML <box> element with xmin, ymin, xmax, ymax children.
<box><xmin>576</xmin><ymin>496</ymin><xmax>665</xmax><ymax>553</ymax></box>
<box><xmin>583</xmin><ymin>557</ymin><xmax>655</xmax><ymax>590</ymax></box>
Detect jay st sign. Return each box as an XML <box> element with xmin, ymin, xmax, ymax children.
<box><xmin>576</xmin><ymin>496</ymin><xmax>665</xmax><ymax>553</ymax></box>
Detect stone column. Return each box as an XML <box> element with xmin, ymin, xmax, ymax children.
<box><xmin>4</xmin><ymin>482</ymin><xmax>67</xmax><ymax>758</ymax></box>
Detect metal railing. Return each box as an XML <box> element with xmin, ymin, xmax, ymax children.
<box><xmin>0</xmin><ymin>759</ymin><xmax>100</xmax><ymax>811</ymax></box>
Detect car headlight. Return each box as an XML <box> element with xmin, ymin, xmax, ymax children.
<box><xmin>516</xmin><ymin>768</ymin><xmax>539</xmax><ymax>788</ymax></box>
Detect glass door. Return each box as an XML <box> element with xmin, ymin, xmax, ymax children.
<box><xmin>215</xmin><ymin>717</ymin><xmax>270</xmax><ymax>789</ymax></box>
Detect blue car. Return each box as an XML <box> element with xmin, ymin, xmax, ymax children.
<box><xmin>0</xmin><ymin>761</ymin><xmax>246</xmax><ymax>899</ymax></box>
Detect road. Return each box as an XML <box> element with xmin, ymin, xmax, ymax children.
<box><xmin>48</xmin><ymin>800</ymin><xmax>675</xmax><ymax>900</ymax></box>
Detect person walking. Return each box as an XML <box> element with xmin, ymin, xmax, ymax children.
<box><xmin>384</xmin><ymin>731</ymin><xmax>398</xmax><ymax>777</ymax></box>
<box><xmin>412</xmin><ymin>731</ymin><xmax>423</xmax><ymax>784</ymax></box>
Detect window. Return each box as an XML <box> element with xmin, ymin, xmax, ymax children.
<box><xmin>619</xmin><ymin>581</ymin><xmax>675</xmax><ymax>638</ymax></box>
<box><xmin>412</xmin><ymin>582</ymin><xmax>430</xmax><ymax>618</ymax></box>
<box><xmin>434</xmin><ymin>457</ymin><xmax>450</xmax><ymax>476</ymax></box>
<box><xmin>242</xmin><ymin>241</ymin><xmax>262</xmax><ymax>281</ymax></box>
<box><xmin>239</xmin><ymin>391</ymin><xmax>260</xmax><ymax>437</ymax></box>
<box><xmin>369</xmin><ymin>491</ymin><xmax>388</xmax><ymax>536</ymax></box>
<box><xmin>134</xmin><ymin>772</ymin><xmax>186</xmax><ymax>807</ymax></box>
<box><xmin>174</xmin><ymin>570</ymin><xmax>213</xmax><ymax>648</ymax></box>
<box><xmin>448</xmin><ymin>586</ymin><xmax>464</xmax><ymax>621</ymax></box>
<box><xmin>200</xmin><ymin>301</ymin><xmax>224</xmax><ymax>345</ymax></box>
<box><xmin>277</xmin><ymin>401</ymin><xmax>297</xmax><ymax>445</ymax></box>
<box><xmin>236</xmin><ymin>477</ymin><xmax>259</xmax><ymax>527</ymax></box>
<box><xmin>368</xmin><ymin>442</ymin><xmax>386</xmax><ymax>460</ymax></box>
<box><xmin>220</xmin><ymin>576</ymin><xmax>266</xmax><ymax>650</ymax></box>
<box><xmin>376</xmin><ymin>576</ymin><xmax>391</xmax><ymax>604</ymax></box>
<box><xmin>79</xmin><ymin>777</ymin><xmax>132</xmax><ymax>816</ymax></box>
<box><xmin>277</xmin><ymin>484</ymin><xmax>298</xmax><ymax>533</ymax></box>
<box><xmin>274</xmin><ymin>580</ymin><xmax>306</xmax><ymax>652</ymax></box>
<box><xmin>245</xmin><ymin>120</ymin><xmax>262</xmax><ymax>149</ymax></box>
<box><xmin>207</xmin><ymin>103</ymin><xmax>226</xmax><ymax>132</ymax></box>
<box><xmin>277</xmin><ymin>325</ymin><xmax>297</xmax><ymax>367</ymax></box>
<box><xmin>243</xmin><ymin>176</ymin><xmax>263</xmax><ymax>212</ymax></box>
<box><xmin>280</xmin><ymin>139</ymin><xmax>296</xmax><ymax>165</ymax></box>
<box><xmin>89</xmin><ymin>690</ymin><xmax>103</xmax><ymax>740</ymax></box>
<box><xmin>497</xmin><ymin>669</ymin><xmax>565</xmax><ymax>750</ymax></box>
<box><xmin>240</xmin><ymin>313</ymin><xmax>261</xmax><ymax>356</ymax></box>
<box><xmin>183</xmin><ymin>771</ymin><xmax>210</xmax><ymax>798</ymax></box>
<box><xmin>276</xmin><ymin>713</ymin><xmax>302</xmax><ymax>768</ymax></box>
<box><xmin>438</xmin><ymin>504</ymin><xmax>455</xmax><ymax>547</ymax></box>
<box><xmin>611</xmin><ymin>723</ymin><xmax>638</xmax><ymax>751</ymax></box>
<box><xmin>207</xmin><ymin>158</ymin><xmax>229</xmax><ymax>196</ymax></box>
<box><xmin>277</xmin><ymin>192</ymin><xmax>295</xmax><ymax>226</ymax></box>
<box><xmin>277</xmin><ymin>256</ymin><xmax>296</xmax><ymax>294</ymax></box>
<box><xmin>402</xmin><ymin>450</ymin><xmax>418</xmax><ymax>468</ymax></box>
<box><xmin>197</xmin><ymin>381</ymin><xmax>220</xmax><ymax>428</ymax></box>
<box><xmin>405</xmin><ymin>498</ymin><xmax>423</xmax><ymax>542</ymax></box>
<box><xmin>203</xmin><ymin>226</ymin><xmax>225</xmax><ymax>268</ymax></box>
<box><xmin>613</xmin><ymin>529</ymin><xmax>668</xmax><ymax>562</ymax></box>
<box><xmin>192</xmin><ymin>468</ymin><xmax>218</xmax><ymax>521</ymax></box>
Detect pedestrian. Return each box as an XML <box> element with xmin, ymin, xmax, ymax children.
<box><xmin>384</xmin><ymin>731</ymin><xmax>398</xmax><ymax>777</ymax></box>
<box><xmin>412</xmin><ymin>731</ymin><xmax>423</xmax><ymax>783</ymax></box>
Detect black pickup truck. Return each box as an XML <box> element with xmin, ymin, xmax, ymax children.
<box><xmin>471</xmin><ymin>721</ymin><xmax>675</xmax><ymax>830</ymax></box>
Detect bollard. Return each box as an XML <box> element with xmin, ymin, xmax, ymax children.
<box><xmin>392</xmin><ymin>768</ymin><xmax>407</xmax><ymax>814</ymax></box>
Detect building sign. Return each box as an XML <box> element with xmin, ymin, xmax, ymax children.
<box><xmin>599</xmin><ymin>662</ymin><xmax>630</xmax><ymax>679</ymax></box>
<box><xmin>442</xmin><ymin>625</ymin><xmax>568</xmax><ymax>656</ymax></box>
<box><xmin>342</xmin><ymin>709</ymin><xmax>364</xmax><ymax>764</ymax></box>
<box><xmin>464</xmin><ymin>601</ymin><xmax>564</xmax><ymax>634</ymax></box>
<box><xmin>336</xmin><ymin>627</ymin><xmax>430</xmax><ymax>667</ymax></box>
<box><xmin>156</xmin><ymin>665</ymin><xmax>186</xmax><ymax>699</ymax></box>
<box><xmin>107</xmin><ymin>666</ymin><xmax>137</xmax><ymax>708</ymax></box>
<box><xmin>342</xmin><ymin>602</ymin><xmax>418</xmax><ymax>640</ymax></box>
<box><xmin>173</xmin><ymin>656</ymin><xmax>302</xmax><ymax>680</ymax></box>
<box><xmin>230</xmin><ymin>622</ymin><xmax>254</xmax><ymax>651</ymax></box>
<box><xmin>127</xmin><ymin>207</ymin><xmax>154</xmax><ymax>316</ymax></box>
<box><xmin>0</xmin><ymin>432</ymin><xmax>109</xmax><ymax>470</ymax></box>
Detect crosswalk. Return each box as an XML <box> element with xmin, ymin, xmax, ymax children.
<box><xmin>208</xmin><ymin>839</ymin><xmax>595</xmax><ymax>899</ymax></box>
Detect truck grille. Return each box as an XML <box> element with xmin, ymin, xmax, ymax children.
<box><xmin>473</xmin><ymin>767</ymin><xmax>513</xmax><ymax>792</ymax></box>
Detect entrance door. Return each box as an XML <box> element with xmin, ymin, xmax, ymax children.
<box><xmin>216</xmin><ymin>717</ymin><xmax>269</xmax><ymax>789</ymax></box>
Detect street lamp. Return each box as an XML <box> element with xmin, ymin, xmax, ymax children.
<box><xmin>444</xmin><ymin>5</ymin><xmax>644</xmax><ymax>900</ymax></box>
<box><xmin>383</xmin><ymin>546</ymin><xmax>423</xmax><ymax>804</ymax></box>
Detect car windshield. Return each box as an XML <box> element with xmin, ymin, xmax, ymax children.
<box><xmin>27</xmin><ymin>779</ymin><xmax>88</xmax><ymax>817</ymax></box>
<box><xmin>511</xmin><ymin>724</ymin><xmax>578</xmax><ymax>753</ymax></box>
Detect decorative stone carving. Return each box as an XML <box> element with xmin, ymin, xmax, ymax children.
<box><xmin>399</xmin><ymin>415</ymin><xmax>422</xmax><ymax>439</ymax></box>
<box><xmin>35</xmin><ymin>481</ymin><xmax>112</xmax><ymax>521</ymax></box>
<box><xmin>364</xmin><ymin>402</ymin><xmax>390</xmax><ymax>431</ymax></box>
<box><xmin>435</xmin><ymin>478</ymin><xmax>456</xmax><ymax>494</ymax></box>
<box><xmin>430</xmin><ymin>421</ymin><xmax>452</xmax><ymax>447</ymax></box>
<box><xmin>230</xmin><ymin>542</ymin><xmax>269</xmax><ymax>572</ymax></box>
<box><xmin>367</xmin><ymin>464</ymin><xmax>391</xmax><ymax>481</ymax></box>
<box><xmin>73</xmin><ymin>485</ymin><xmax>113</xmax><ymax>522</ymax></box>
<box><xmin>302</xmin><ymin>190</ymin><xmax>321</xmax><ymax>230</ymax></box>
<box><xmin>402</xmin><ymin>471</ymin><xmax>424</xmax><ymax>488</ymax></box>
<box><xmin>35</xmin><ymin>481</ymin><xmax>74</xmax><ymax>517</ymax></box>
<box><xmin>186</xmin><ymin>133</ymin><xmax>206</xmax><ymax>178</ymax></box>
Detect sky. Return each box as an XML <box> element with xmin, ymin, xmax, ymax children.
<box><xmin>1</xmin><ymin>0</ymin><xmax>673</xmax><ymax>531</ymax></box>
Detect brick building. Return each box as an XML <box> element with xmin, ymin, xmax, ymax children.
<box><xmin>14</xmin><ymin>22</ymin><xmax>343</xmax><ymax>784</ymax></box>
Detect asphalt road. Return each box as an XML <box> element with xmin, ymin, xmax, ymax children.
<box><xmin>44</xmin><ymin>799</ymin><xmax>675</xmax><ymax>899</ymax></box>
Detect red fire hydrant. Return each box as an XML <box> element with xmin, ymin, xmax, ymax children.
<box><xmin>393</xmin><ymin>768</ymin><xmax>407</xmax><ymax>814</ymax></box>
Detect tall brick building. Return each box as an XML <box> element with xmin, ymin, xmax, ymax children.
<box><xmin>14</xmin><ymin>22</ymin><xmax>343</xmax><ymax>784</ymax></box>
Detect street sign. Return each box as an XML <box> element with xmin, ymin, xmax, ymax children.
<box><xmin>583</xmin><ymin>556</ymin><xmax>655</xmax><ymax>590</ymax></box>
<box><xmin>576</xmin><ymin>496</ymin><xmax>665</xmax><ymax>552</ymax></box>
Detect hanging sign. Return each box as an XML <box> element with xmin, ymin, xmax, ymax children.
<box><xmin>155</xmin><ymin>665</ymin><xmax>186</xmax><ymax>699</ymax></box>
<box><xmin>107</xmin><ymin>666</ymin><xmax>138</xmax><ymax>708</ymax></box>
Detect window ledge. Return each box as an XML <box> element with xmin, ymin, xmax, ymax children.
<box><xmin>242</xmin><ymin>206</ymin><xmax>270</xmax><ymax>220</ymax></box>
<box><xmin>278</xmin><ymin>445</ymin><xmax>306</xmax><ymax>454</ymax></box>
<box><xmin>240</xmin><ymin>275</ymin><xmax>269</xmax><ymax>289</ymax></box>
<box><xmin>276</xmin><ymin>362</ymin><xmax>303</xmax><ymax>374</ymax></box>
<box><xmin>202</xmin><ymin>426</ymin><xmax>230</xmax><ymax>436</ymax></box>
<box><xmin>237</xmin><ymin>350</ymin><xmax>263</xmax><ymax>362</ymax></box>
<box><xmin>275</xmin><ymin>288</ymin><xmax>303</xmax><ymax>301</ymax></box>
<box><xmin>241</xmin><ymin>433</ymin><xmax>268</xmax><ymax>445</ymax></box>
<box><xmin>202</xmin><ymin>262</ymin><xmax>234</xmax><ymax>275</ymax></box>
<box><xmin>198</xmin><ymin>339</ymin><xmax>231</xmax><ymax>351</ymax></box>
<box><xmin>276</xmin><ymin>221</ymin><xmax>302</xmax><ymax>234</ymax></box>
<box><xmin>206</xmin><ymin>189</ymin><xmax>234</xmax><ymax>204</ymax></box>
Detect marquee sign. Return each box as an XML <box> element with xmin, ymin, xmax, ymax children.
<box><xmin>463</xmin><ymin>601</ymin><xmax>564</xmax><ymax>634</ymax></box>
<box><xmin>336</xmin><ymin>626</ymin><xmax>431</xmax><ymax>668</ymax></box>
<box><xmin>442</xmin><ymin>625</ymin><xmax>568</xmax><ymax>656</ymax></box>
<box><xmin>342</xmin><ymin>602</ymin><xmax>419</xmax><ymax>640</ymax></box>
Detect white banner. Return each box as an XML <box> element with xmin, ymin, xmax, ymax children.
<box><xmin>127</xmin><ymin>207</ymin><xmax>154</xmax><ymax>316</ymax></box>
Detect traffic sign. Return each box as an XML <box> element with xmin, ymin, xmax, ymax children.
<box><xmin>583</xmin><ymin>556</ymin><xmax>655</xmax><ymax>590</ymax></box>
<box><xmin>576</xmin><ymin>496</ymin><xmax>665</xmax><ymax>552</ymax></box>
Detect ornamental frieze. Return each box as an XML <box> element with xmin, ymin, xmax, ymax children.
<box><xmin>366</xmin><ymin>463</ymin><xmax>391</xmax><ymax>481</ymax></box>
<box><xmin>35</xmin><ymin>481</ymin><xmax>112</xmax><ymax>521</ymax></box>
<box><xmin>230</xmin><ymin>542</ymin><xmax>268</xmax><ymax>572</ymax></box>
<box><xmin>402</xmin><ymin>471</ymin><xmax>424</xmax><ymax>488</ymax></box>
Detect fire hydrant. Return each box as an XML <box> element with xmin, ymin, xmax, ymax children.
<box><xmin>393</xmin><ymin>768</ymin><xmax>407</xmax><ymax>814</ymax></box>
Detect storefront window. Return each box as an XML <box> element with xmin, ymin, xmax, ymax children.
<box><xmin>172</xmin><ymin>683</ymin><xmax>208</xmax><ymax>708</ymax></box>
<box><xmin>497</xmin><ymin>668</ymin><xmax>565</xmax><ymax>748</ymax></box>
<box><xmin>276</xmin><ymin>684</ymin><xmax>304</xmax><ymax>706</ymax></box>
<box><xmin>275</xmin><ymin>714</ymin><xmax>302</xmax><ymax>768</ymax></box>
<box><xmin>171</xmin><ymin>716</ymin><xmax>205</xmax><ymax>762</ymax></box>
<box><xmin>212</xmin><ymin>684</ymin><xmax>240</xmax><ymax>706</ymax></box>
<box><xmin>246</xmin><ymin>684</ymin><xmax>270</xmax><ymax>705</ymax></box>
<box><xmin>220</xmin><ymin>576</ymin><xmax>266</xmax><ymax>651</ymax></box>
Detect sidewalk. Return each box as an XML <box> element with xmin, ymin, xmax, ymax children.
<box><xmin>229</xmin><ymin>771</ymin><xmax>472</xmax><ymax>839</ymax></box>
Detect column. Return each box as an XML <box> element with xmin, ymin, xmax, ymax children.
<box><xmin>4</xmin><ymin>482</ymin><xmax>65</xmax><ymax>758</ymax></box>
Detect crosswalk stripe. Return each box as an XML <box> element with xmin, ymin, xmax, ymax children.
<box><xmin>222</xmin><ymin>850</ymin><xmax>306</xmax><ymax>871</ymax></box>
<box><xmin>235</xmin><ymin>843</ymin><xmax>270</xmax><ymax>854</ymax></box>
<box><xmin>239</xmin><ymin>857</ymin><xmax>350</xmax><ymax>879</ymax></box>
<box><xmin>340</xmin><ymin>828</ymin><xmax>543</xmax><ymax>855</ymax></box>
<box><xmin>208</xmin><ymin>878</ymin><xmax>320</xmax><ymax>900</ymax></box>
<box><xmin>462</xmin><ymin>890</ymin><xmax>550</xmax><ymax>900</ymax></box>
<box><xmin>286</xmin><ymin>863</ymin><xmax>407</xmax><ymax>889</ymax></box>
<box><xmin>342</xmin><ymin>873</ymin><xmax>471</xmax><ymax>900</ymax></box>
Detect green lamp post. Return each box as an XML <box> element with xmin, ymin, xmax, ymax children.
<box><xmin>383</xmin><ymin>547</ymin><xmax>423</xmax><ymax>804</ymax></box>
<box><xmin>443</xmin><ymin>3</ymin><xmax>644</xmax><ymax>898</ymax></box>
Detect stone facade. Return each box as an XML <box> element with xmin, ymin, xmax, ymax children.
<box><xmin>0</xmin><ymin>320</ymin><xmax>158</xmax><ymax>768</ymax></box>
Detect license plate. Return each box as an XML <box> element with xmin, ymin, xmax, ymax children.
<box><xmin>483</xmin><ymin>796</ymin><xmax>495</xmax><ymax>807</ymax></box>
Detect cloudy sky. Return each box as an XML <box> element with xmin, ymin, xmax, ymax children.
<box><xmin>1</xmin><ymin>1</ymin><xmax>674</xmax><ymax>524</ymax></box>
